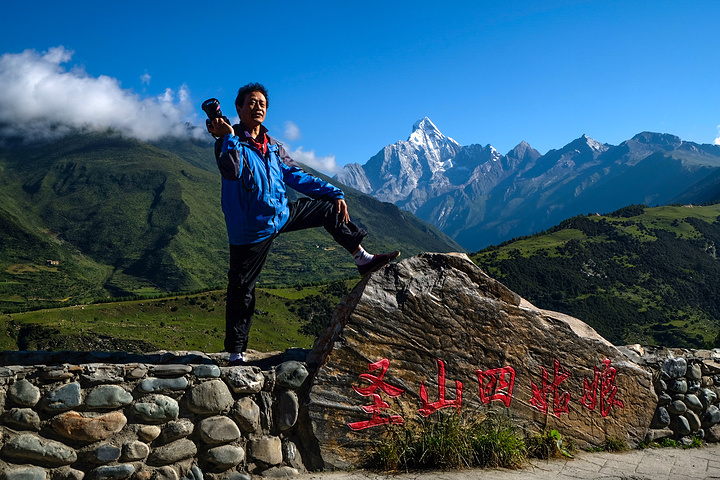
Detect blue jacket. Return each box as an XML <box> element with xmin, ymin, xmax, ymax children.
<box><xmin>215</xmin><ymin>128</ymin><xmax>344</xmax><ymax>245</ymax></box>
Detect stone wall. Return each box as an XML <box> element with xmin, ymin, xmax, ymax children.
<box><xmin>0</xmin><ymin>351</ymin><xmax>310</xmax><ymax>480</ymax></box>
<box><xmin>619</xmin><ymin>346</ymin><xmax>720</xmax><ymax>445</ymax></box>
<box><xmin>3</xmin><ymin>347</ymin><xmax>720</xmax><ymax>479</ymax></box>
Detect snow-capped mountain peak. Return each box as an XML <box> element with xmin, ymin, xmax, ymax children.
<box><xmin>581</xmin><ymin>134</ymin><xmax>608</xmax><ymax>153</ymax></box>
<box><xmin>412</xmin><ymin>116</ymin><xmax>440</xmax><ymax>134</ymax></box>
<box><xmin>409</xmin><ymin>117</ymin><xmax>460</xmax><ymax>149</ymax></box>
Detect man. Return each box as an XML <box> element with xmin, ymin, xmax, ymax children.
<box><xmin>207</xmin><ymin>82</ymin><xmax>399</xmax><ymax>365</ymax></box>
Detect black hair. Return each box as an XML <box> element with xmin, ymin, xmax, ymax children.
<box><xmin>235</xmin><ymin>83</ymin><xmax>269</xmax><ymax>109</ymax></box>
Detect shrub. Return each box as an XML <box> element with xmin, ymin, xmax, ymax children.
<box><xmin>526</xmin><ymin>429</ymin><xmax>575</xmax><ymax>459</ymax></box>
<box><xmin>603</xmin><ymin>437</ymin><xmax>628</xmax><ymax>452</ymax></box>
<box><xmin>609</xmin><ymin>204</ymin><xmax>648</xmax><ymax>218</ymax></box>
<box><xmin>369</xmin><ymin>410</ymin><xmax>526</xmax><ymax>471</ymax></box>
<box><xmin>471</xmin><ymin>414</ymin><xmax>527</xmax><ymax>469</ymax></box>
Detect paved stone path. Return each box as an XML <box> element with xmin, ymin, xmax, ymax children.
<box><xmin>301</xmin><ymin>444</ymin><xmax>720</xmax><ymax>480</ymax></box>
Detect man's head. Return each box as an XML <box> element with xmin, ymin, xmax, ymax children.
<box><xmin>235</xmin><ymin>83</ymin><xmax>268</xmax><ymax>130</ymax></box>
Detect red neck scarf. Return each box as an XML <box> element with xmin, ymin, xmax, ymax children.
<box><xmin>244</xmin><ymin>130</ymin><xmax>269</xmax><ymax>155</ymax></box>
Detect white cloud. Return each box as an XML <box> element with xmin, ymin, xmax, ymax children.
<box><xmin>716</xmin><ymin>125</ymin><xmax>720</xmax><ymax>145</ymax></box>
<box><xmin>280</xmin><ymin>121</ymin><xmax>340</xmax><ymax>174</ymax></box>
<box><xmin>0</xmin><ymin>47</ymin><xmax>204</xmax><ymax>142</ymax></box>
<box><xmin>287</xmin><ymin>146</ymin><xmax>341</xmax><ymax>175</ymax></box>
<box><xmin>284</xmin><ymin>121</ymin><xmax>301</xmax><ymax>141</ymax></box>
<box><xmin>140</xmin><ymin>72</ymin><xmax>151</xmax><ymax>85</ymax></box>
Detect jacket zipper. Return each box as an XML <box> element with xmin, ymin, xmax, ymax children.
<box><xmin>243</xmin><ymin>141</ymin><xmax>283</xmax><ymax>235</ymax></box>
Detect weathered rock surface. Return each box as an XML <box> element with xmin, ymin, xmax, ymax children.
<box><xmin>137</xmin><ymin>425</ymin><xmax>161</xmax><ymax>442</ymax></box>
<box><xmin>248</xmin><ymin>436</ymin><xmax>282</xmax><ymax>466</ymax></box>
<box><xmin>88</xmin><ymin>464</ymin><xmax>135</xmax><ymax>480</ymax></box>
<box><xmin>274</xmin><ymin>390</ymin><xmax>299</xmax><ymax>431</ymax></box>
<box><xmin>150</xmin><ymin>465</ymin><xmax>179</xmax><ymax>480</ymax></box>
<box><xmin>206</xmin><ymin>444</ymin><xmax>245</xmax><ymax>470</ymax></box>
<box><xmin>147</xmin><ymin>439</ymin><xmax>197</xmax><ymax>466</ymax></box>
<box><xmin>187</xmin><ymin>379</ymin><xmax>233</xmax><ymax>414</ymax></box>
<box><xmin>304</xmin><ymin>252</ymin><xmax>656</xmax><ymax>468</ymax></box>
<box><xmin>137</xmin><ymin>377</ymin><xmax>189</xmax><ymax>393</ymax></box>
<box><xmin>4</xmin><ymin>407</ymin><xmax>41</xmax><ymax>431</ymax></box>
<box><xmin>8</xmin><ymin>379</ymin><xmax>41</xmax><ymax>407</ymax></box>
<box><xmin>122</xmin><ymin>440</ymin><xmax>150</xmax><ymax>461</ymax></box>
<box><xmin>3</xmin><ymin>466</ymin><xmax>49</xmax><ymax>480</ymax></box>
<box><xmin>160</xmin><ymin>418</ymin><xmax>194</xmax><ymax>443</ymax></box>
<box><xmin>282</xmin><ymin>440</ymin><xmax>305</xmax><ymax>472</ymax></box>
<box><xmin>193</xmin><ymin>364</ymin><xmax>221</xmax><ymax>378</ymax></box>
<box><xmin>51</xmin><ymin>411</ymin><xmax>127</xmax><ymax>443</ymax></box>
<box><xmin>133</xmin><ymin>395</ymin><xmax>179</xmax><ymax>423</ymax></box>
<box><xmin>45</xmin><ymin>382</ymin><xmax>82</xmax><ymax>412</ymax></box>
<box><xmin>91</xmin><ymin>443</ymin><xmax>121</xmax><ymax>463</ymax></box>
<box><xmin>85</xmin><ymin>385</ymin><xmax>133</xmax><ymax>409</ymax></box>
<box><xmin>275</xmin><ymin>362</ymin><xmax>308</xmax><ymax>390</ymax></box>
<box><xmin>232</xmin><ymin>397</ymin><xmax>261</xmax><ymax>433</ymax></box>
<box><xmin>151</xmin><ymin>365</ymin><xmax>193</xmax><ymax>377</ymax></box>
<box><xmin>2</xmin><ymin>433</ymin><xmax>78</xmax><ymax>467</ymax></box>
<box><xmin>197</xmin><ymin>416</ymin><xmax>241</xmax><ymax>444</ymax></box>
<box><xmin>223</xmin><ymin>366</ymin><xmax>265</xmax><ymax>394</ymax></box>
<box><xmin>260</xmin><ymin>466</ymin><xmax>300</xmax><ymax>478</ymax></box>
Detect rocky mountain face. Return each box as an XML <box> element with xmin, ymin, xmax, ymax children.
<box><xmin>302</xmin><ymin>253</ymin><xmax>655</xmax><ymax>468</ymax></box>
<box><xmin>335</xmin><ymin>121</ymin><xmax>720</xmax><ymax>251</ymax></box>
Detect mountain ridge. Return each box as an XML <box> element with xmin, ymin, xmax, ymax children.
<box><xmin>335</xmin><ymin>119</ymin><xmax>720</xmax><ymax>250</ymax></box>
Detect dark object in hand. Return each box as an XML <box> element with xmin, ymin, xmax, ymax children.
<box><xmin>202</xmin><ymin>98</ymin><xmax>230</xmax><ymax>136</ymax></box>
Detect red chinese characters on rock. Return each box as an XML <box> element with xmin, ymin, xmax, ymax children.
<box><xmin>580</xmin><ymin>358</ymin><xmax>625</xmax><ymax>417</ymax></box>
<box><xmin>347</xmin><ymin>356</ymin><xmax>625</xmax><ymax>431</ymax></box>
<box><xmin>476</xmin><ymin>366</ymin><xmax>516</xmax><ymax>408</ymax></box>
<box><xmin>348</xmin><ymin>358</ymin><xmax>406</xmax><ymax>431</ymax></box>
<box><xmin>418</xmin><ymin>359</ymin><xmax>463</xmax><ymax>417</ymax></box>
<box><xmin>529</xmin><ymin>358</ymin><xmax>572</xmax><ymax>416</ymax></box>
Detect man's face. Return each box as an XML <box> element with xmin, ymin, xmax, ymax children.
<box><xmin>237</xmin><ymin>91</ymin><xmax>267</xmax><ymax>130</ymax></box>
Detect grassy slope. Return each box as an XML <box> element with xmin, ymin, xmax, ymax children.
<box><xmin>472</xmin><ymin>203</ymin><xmax>720</xmax><ymax>348</ymax></box>
<box><xmin>0</xmin><ymin>189</ymin><xmax>113</xmax><ymax>309</ymax></box>
<box><xmin>0</xmin><ymin>134</ymin><xmax>228</xmax><ymax>309</ymax></box>
<box><xmin>0</xmin><ymin>278</ymin><xmax>358</xmax><ymax>353</ymax></box>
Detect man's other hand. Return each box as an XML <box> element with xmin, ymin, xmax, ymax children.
<box><xmin>208</xmin><ymin>117</ymin><xmax>234</xmax><ymax>137</ymax></box>
<box><xmin>335</xmin><ymin>199</ymin><xmax>350</xmax><ymax>224</ymax></box>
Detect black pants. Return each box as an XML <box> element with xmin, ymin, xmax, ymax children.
<box><xmin>224</xmin><ymin>198</ymin><xmax>367</xmax><ymax>353</ymax></box>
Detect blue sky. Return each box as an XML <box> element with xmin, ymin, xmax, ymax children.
<box><xmin>1</xmin><ymin>1</ymin><xmax>719</xmax><ymax>173</ymax></box>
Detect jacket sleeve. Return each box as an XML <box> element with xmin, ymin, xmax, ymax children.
<box><xmin>275</xmin><ymin>142</ymin><xmax>301</xmax><ymax>169</ymax></box>
<box><xmin>214</xmin><ymin>134</ymin><xmax>243</xmax><ymax>180</ymax></box>
<box><xmin>278</xmin><ymin>153</ymin><xmax>344</xmax><ymax>200</ymax></box>
<box><xmin>282</xmin><ymin>164</ymin><xmax>345</xmax><ymax>200</ymax></box>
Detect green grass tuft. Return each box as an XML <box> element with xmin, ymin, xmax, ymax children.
<box><xmin>602</xmin><ymin>436</ymin><xmax>628</xmax><ymax>452</ymax></box>
<box><xmin>369</xmin><ymin>410</ymin><xmax>526</xmax><ymax>471</ymax></box>
<box><xmin>526</xmin><ymin>429</ymin><xmax>575</xmax><ymax>459</ymax></box>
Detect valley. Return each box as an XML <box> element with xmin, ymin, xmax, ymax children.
<box><xmin>0</xmin><ymin>279</ymin><xmax>356</xmax><ymax>353</ymax></box>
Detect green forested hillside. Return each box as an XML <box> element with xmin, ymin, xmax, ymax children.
<box><xmin>472</xmin><ymin>204</ymin><xmax>720</xmax><ymax>348</ymax></box>
<box><xmin>0</xmin><ymin>280</ymin><xmax>355</xmax><ymax>353</ymax></box>
<box><xmin>0</xmin><ymin>134</ymin><xmax>228</xmax><ymax>310</ymax></box>
<box><xmin>0</xmin><ymin>133</ymin><xmax>462</xmax><ymax>313</ymax></box>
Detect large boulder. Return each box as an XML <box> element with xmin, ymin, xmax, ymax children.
<box><xmin>302</xmin><ymin>253</ymin><xmax>656</xmax><ymax>469</ymax></box>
